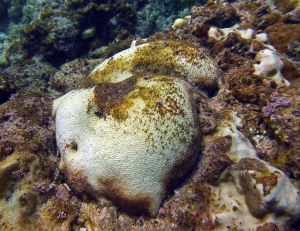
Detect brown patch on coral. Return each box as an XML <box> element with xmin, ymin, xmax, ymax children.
<box><xmin>87</xmin><ymin>39</ymin><xmax>220</xmax><ymax>92</ymax></box>
<box><xmin>59</xmin><ymin>161</ymin><xmax>99</xmax><ymax>201</ymax></box>
<box><xmin>161</xmin><ymin>83</ymin><xmax>203</xmax><ymax>209</ymax></box>
<box><xmin>131</xmin><ymin>40</ymin><xmax>198</xmax><ymax>75</ymax></box>
<box><xmin>61</xmin><ymin>162</ymin><xmax>154</xmax><ymax>216</ymax></box>
<box><xmin>93</xmin><ymin>77</ymin><xmax>136</xmax><ymax>119</ymax></box>
<box><xmin>266</xmin><ymin>22</ymin><xmax>300</xmax><ymax>53</ymax></box>
<box><xmin>63</xmin><ymin>80</ymin><xmax>205</xmax><ymax>217</ymax></box>
<box><xmin>164</xmin><ymin>137</ymin><xmax>200</xmax><ymax>195</ymax></box>
<box><xmin>98</xmin><ymin>176</ymin><xmax>153</xmax><ymax>216</ymax></box>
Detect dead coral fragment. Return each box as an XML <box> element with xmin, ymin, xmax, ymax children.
<box><xmin>235</xmin><ymin>158</ymin><xmax>300</xmax><ymax>220</ymax></box>
<box><xmin>254</xmin><ymin>49</ymin><xmax>290</xmax><ymax>87</ymax></box>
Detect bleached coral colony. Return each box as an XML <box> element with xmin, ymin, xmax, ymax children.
<box><xmin>0</xmin><ymin>0</ymin><xmax>300</xmax><ymax>230</ymax></box>
<box><xmin>53</xmin><ymin>40</ymin><xmax>221</xmax><ymax>216</ymax></box>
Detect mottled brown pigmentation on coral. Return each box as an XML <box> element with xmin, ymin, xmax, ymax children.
<box><xmin>163</xmin><ymin>85</ymin><xmax>202</xmax><ymax>192</ymax></box>
<box><xmin>60</xmin><ymin>161</ymin><xmax>98</xmax><ymax>199</ymax></box>
<box><xmin>93</xmin><ymin>77</ymin><xmax>136</xmax><ymax>119</ymax></box>
<box><xmin>55</xmin><ymin>73</ymin><xmax>202</xmax><ymax>217</ymax></box>
<box><xmin>98</xmin><ymin>177</ymin><xmax>153</xmax><ymax>216</ymax></box>
<box><xmin>85</xmin><ymin>39</ymin><xmax>221</xmax><ymax>93</ymax></box>
<box><xmin>61</xmin><ymin>160</ymin><xmax>155</xmax><ymax>216</ymax></box>
<box><xmin>132</xmin><ymin>40</ymin><xmax>200</xmax><ymax>68</ymax></box>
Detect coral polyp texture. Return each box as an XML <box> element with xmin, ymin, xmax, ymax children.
<box><xmin>53</xmin><ymin>39</ymin><xmax>222</xmax><ymax>216</ymax></box>
<box><xmin>1</xmin><ymin>0</ymin><xmax>300</xmax><ymax>230</ymax></box>
<box><xmin>86</xmin><ymin>40</ymin><xmax>221</xmax><ymax>91</ymax></box>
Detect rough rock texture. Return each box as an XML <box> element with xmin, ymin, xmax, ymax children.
<box><xmin>266</xmin><ymin>22</ymin><xmax>300</xmax><ymax>55</ymax></box>
<box><xmin>0</xmin><ymin>94</ymin><xmax>60</xmax><ymax>230</ymax></box>
<box><xmin>50</xmin><ymin>58</ymin><xmax>100</xmax><ymax>95</ymax></box>
<box><xmin>0</xmin><ymin>61</ymin><xmax>57</xmax><ymax>96</ymax></box>
<box><xmin>0</xmin><ymin>94</ymin><xmax>55</xmax><ymax>156</ymax></box>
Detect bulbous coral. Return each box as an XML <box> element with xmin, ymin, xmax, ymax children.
<box><xmin>53</xmin><ymin>39</ymin><xmax>222</xmax><ymax>216</ymax></box>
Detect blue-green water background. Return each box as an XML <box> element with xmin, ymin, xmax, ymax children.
<box><xmin>0</xmin><ymin>0</ymin><xmax>206</xmax><ymax>67</ymax></box>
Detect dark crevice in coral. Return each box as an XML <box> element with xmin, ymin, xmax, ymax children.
<box><xmin>204</xmin><ymin>84</ymin><xmax>219</xmax><ymax>98</ymax></box>
<box><xmin>0</xmin><ymin>89</ymin><xmax>16</xmax><ymax>105</ymax></box>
